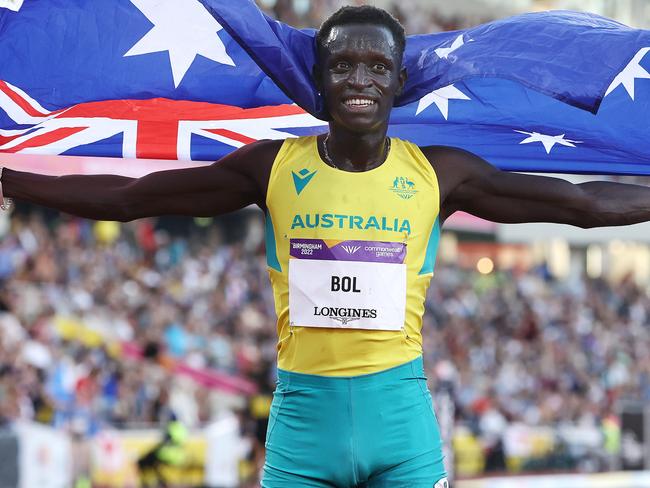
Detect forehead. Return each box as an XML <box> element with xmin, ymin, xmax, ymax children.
<box><xmin>321</xmin><ymin>24</ymin><xmax>398</xmax><ymax>59</ymax></box>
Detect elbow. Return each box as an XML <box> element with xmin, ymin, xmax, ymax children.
<box><xmin>574</xmin><ymin>218</ymin><xmax>600</xmax><ymax>229</ymax></box>
<box><xmin>572</xmin><ymin>208</ymin><xmax>600</xmax><ymax>228</ymax></box>
<box><xmin>572</xmin><ymin>211</ymin><xmax>611</xmax><ymax>229</ymax></box>
<box><xmin>111</xmin><ymin>191</ymin><xmax>140</xmax><ymax>222</ymax></box>
<box><xmin>116</xmin><ymin>202</ymin><xmax>141</xmax><ymax>222</ymax></box>
<box><xmin>572</xmin><ymin>182</ymin><xmax>644</xmax><ymax>228</ymax></box>
<box><xmin>116</xmin><ymin>210</ymin><xmax>134</xmax><ymax>223</ymax></box>
<box><xmin>567</xmin><ymin>197</ymin><xmax>604</xmax><ymax>229</ymax></box>
<box><xmin>572</xmin><ymin>204</ymin><xmax>627</xmax><ymax>229</ymax></box>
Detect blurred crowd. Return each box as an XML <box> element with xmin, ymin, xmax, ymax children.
<box><xmin>0</xmin><ymin>210</ymin><xmax>648</xmax><ymax>435</ymax></box>
<box><xmin>425</xmin><ymin>263</ymin><xmax>650</xmax><ymax>471</ymax></box>
<box><xmin>428</xmin><ymin>263</ymin><xmax>650</xmax><ymax>420</ymax></box>
<box><xmin>0</xmin><ymin>205</ymin><xmax>647</xmax><ymax>483</ymax></box>
<box><xmin>0</xmin><ymin>210</ymin><xmax>277</xmax><ymax>437</ymax></box>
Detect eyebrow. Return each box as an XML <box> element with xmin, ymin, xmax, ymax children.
<box><xmin>321</xmin><ymin>52</ymin><xmax>399</xmax><ymax>68</ymax></box>
<box><xmin>326</xmin><ymin>47</ymin><xmax>395</xmax><ymax>61</ymax></box>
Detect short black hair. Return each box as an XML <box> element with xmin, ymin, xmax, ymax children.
<box><xmin>316</xmin><ymin>6</ymin><xmax>406</xmax><ymax>61</ymax></box>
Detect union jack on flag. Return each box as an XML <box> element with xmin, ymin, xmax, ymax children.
<box><xmin>0</xmin><ymin>0</ymin><xmax>325</xmax><ymax>170</ymax></box>
<box><xmin>0</xmin><ymin>79</ymin><xmax>323</xmax><ymax>161</ymax></box>
<box><xmin>1</xmin><ymin>0</ymin><xmax>650</xmax><ymax>175</ymax></box>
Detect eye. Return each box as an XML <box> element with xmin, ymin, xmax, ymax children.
<box><xmin>373</xmin><ymin>63</ymin><xmax>388</xmax><ymax>73</ymax></box>
<box><xmin>333</xmin><ymin>61</ymin><xmax>350</xmax><ymax>71</ymax></box>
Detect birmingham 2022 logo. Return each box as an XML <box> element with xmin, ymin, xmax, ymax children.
<box><xmin>390</xmin><ymin>176</ymin><xmax>418</xmax><ymax>199</ymax></box>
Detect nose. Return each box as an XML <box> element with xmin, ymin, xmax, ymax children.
<box><xmin>347</xmin><ymin>64</ymin><xmax>371</xmax><ymax>89</ymax></box>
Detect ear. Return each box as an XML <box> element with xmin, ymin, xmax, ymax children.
<box><xmin>396</xmin><ymin>67</ymin><xmax>407</xmax><ymax>97</ymax></box>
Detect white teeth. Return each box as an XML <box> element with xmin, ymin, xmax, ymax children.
<box><xmin>345</xmin><ymin>98</ymin><xmax>375</xmax><ymax>107</ymax></box>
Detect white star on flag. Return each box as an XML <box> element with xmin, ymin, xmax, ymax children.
<box><xmin>125</xmin><ymin>0</ymin><xmax>235</xmax><ymax>88</ymax></box>
<box><xmin>435</xmin><ymin>35</ymin><xmax>466</xmax><ymax>59</ymax></box>
<box><xmin>515</xmin><ymin>130</ymin><xmax>581</xmax><ymax>154</ymax></box>
<box><xmin>605</xmin><ymin>47</ymin><xmax>650</xmax><ymax>100</ymax></box>
<box><xmin>0</xmin><ymin>0</ymin><xmax>24</xmax><ymax>12</ymax></box>
<box><xmin>415</xmin><ymin>85</ymin><xmax>470</xmax><ymax>119</ymax></box>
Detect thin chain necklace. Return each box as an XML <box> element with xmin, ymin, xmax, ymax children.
<box><xmin>322</xmin><ymin>134</ymin><xmax>391</xmax><ymax>170</ymax></box>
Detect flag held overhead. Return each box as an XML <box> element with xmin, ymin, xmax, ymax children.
<box><xmin>1</xmin><ymin>0</ymin><xmax>650</xmax><ymax>175</ymax></box>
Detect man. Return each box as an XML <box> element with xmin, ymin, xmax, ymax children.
<box><xmin>3</xmin><ymin>5</ymin><xmax>650</xmax><ymax>487</ymax></box>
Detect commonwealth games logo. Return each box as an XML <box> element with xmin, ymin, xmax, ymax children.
<box><xmin>390</xmin><ymin>176</ymin><xmax>418</xmax><ymax>199</ymax></box>
<box><xmin>341</xmin><ymin>245</ymin><xmax>361</xmax><ymax>254</ymax></box>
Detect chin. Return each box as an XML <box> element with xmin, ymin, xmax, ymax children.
<box><xmin>332</xmin><ymin>114</ymin><xmax>386</xmax><ymax>134</ymax></box>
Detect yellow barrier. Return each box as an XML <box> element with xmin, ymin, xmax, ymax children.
<box><xmin>453</xmin><ymin>429</ymin><xmax>485</xmax><ymax>476</ymax></box>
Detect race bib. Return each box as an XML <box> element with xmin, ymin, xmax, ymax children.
<box><xmin>288</xmin><ymin>238</ymin><xmax>406</xmax><ymax>330</ymax></box>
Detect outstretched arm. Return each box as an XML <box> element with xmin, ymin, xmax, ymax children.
<box><xmin>424</xmin><ymin>146</ymin><xmax>650</xmax><ymax>228</ymax></box>
<box><xmin>2</xmin><ymin>140</ymin><xmax>282</xmax><ymax>221</ymax></box>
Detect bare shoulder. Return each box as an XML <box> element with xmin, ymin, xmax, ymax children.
<box><xmin>419</xmin><ymin>145</ymin><xmax>487</xmax><ymax>172</ymax></box>
<box><xmin>220</xmin><ymin>138</ymin><xmax>284</xmax><ymax>172</ymax></box>
<box><xmin>219</xmin><ymin>138</ymin><xmax>285</xmax><ymax>188</ymax></box>
<box><xmin>418</xmin><ymin>145</ymin><xmax>492</xmax><ymax>201</ymax></box>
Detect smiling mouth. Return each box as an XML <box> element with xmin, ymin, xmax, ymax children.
<box><xmin>343</xmin><ymin>98</ymin><xmax>377</xmax><ymax>109</ymax></box>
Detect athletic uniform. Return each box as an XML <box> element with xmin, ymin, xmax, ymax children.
<box><xmin>262</xmin><ymin>136</ymin><xmax>448</xmax><ymax>487</ymax></box>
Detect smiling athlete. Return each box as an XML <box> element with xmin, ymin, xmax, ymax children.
<box><xmin>3</xmin><ymin>5</ymin><xmax>650</xmax><ymax>488</ymax></box>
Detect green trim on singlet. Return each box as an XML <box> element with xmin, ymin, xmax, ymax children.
<box><xmin>418</xmin><ymin>217</ymin><xmax>440</xmax><ymax>275</ymax></box>
<box><xmin>265</xmin><ymin>210</ymin><xmax>282</xmax><ymax>272</ymax></box>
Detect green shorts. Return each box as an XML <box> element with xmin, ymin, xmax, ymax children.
<box><xmin>262</xmin><ymin>356</ymin><xmax>448</xmax><ymax>487</ymax></box>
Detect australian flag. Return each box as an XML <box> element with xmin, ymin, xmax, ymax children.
<box><xmin>1</xmin><ymin>0</ymin><xmax>650</xmax><ymax>176</ymax></box>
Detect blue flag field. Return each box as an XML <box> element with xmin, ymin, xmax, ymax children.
<box><xmin>1</xmin><ymin>0</ymin><xmax>649</xmax><ymax>175</ymax></box>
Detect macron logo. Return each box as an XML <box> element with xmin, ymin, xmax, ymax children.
<box><xmin>341</xmin><ymin>245</ymin><xmax>361</xmax><ymax>254</ymax></box>
<box><xmin>292</xmin><ymin>168</ymin><xmax>317</xmax><ymax>195</ymax></box>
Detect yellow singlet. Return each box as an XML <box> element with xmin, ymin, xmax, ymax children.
<box><xmin>265</xmin><ymin>136</ymin><xmax>440</xmax><ymax>376</ymax></box>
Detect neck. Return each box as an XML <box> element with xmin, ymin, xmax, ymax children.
<box><xmin>322</xmin><ymin>124</ymin><xmax>389</xmax><ymax>172</ymax></box>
